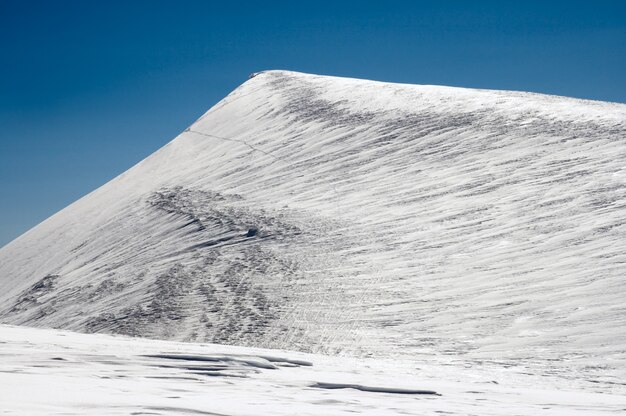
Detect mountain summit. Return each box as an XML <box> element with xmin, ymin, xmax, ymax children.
<box><xmin>1</xmin><ymin>71</ymin><xmax>625</xmax><ymax>378</ymax></box>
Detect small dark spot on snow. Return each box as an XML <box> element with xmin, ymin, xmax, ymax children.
<box><xmin>246</xmin><ymin>228</ymin><xmax>258</xmax><ymax>237</ymax></box>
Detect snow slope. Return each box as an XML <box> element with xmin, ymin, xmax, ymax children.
<box><xmin>0</xmin><ymin>70</ymin><xmax>625</xmax><ymax>386</ymax></box>
<box><xmin>2</xmin><ymin>324</ymin><xmax>625</xmax><ymax>416</ymax></box>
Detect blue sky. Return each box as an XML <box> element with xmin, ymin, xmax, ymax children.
<box><xmin>1</xmin><ymin>0</ymin><xmax>625</xmax><ymax>247</ymax></box>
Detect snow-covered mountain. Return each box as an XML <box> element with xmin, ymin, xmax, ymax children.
<box><xmin>1</xmin><ymin>70</ymin><xmax>625</xmax><ymax>384</ymax></box>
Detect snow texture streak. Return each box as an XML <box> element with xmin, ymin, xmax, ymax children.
<box><xmin>0</xmin><ymin>70</ymin><xmax>625</xmax><ymax>389</ymax></box>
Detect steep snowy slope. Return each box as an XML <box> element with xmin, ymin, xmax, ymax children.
<box><xmin>1</xmin><ymin>71</ymin><xmax>625</xmax><ymax>383</ymax></box>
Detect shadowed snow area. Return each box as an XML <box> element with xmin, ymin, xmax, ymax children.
<box><xmin>0</xmin><ymin>70</ymin><xmax>625</xmax><ymax>391</ymax></box>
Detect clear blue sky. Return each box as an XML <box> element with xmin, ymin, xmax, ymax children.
<box><xmin>1</xmin><ymin>0</ymin><xmax>625</xmax><ymax>247</ymax></box>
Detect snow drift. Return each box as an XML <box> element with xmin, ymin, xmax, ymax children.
<box><xmin>1</xmin><ymin>70</ymin><xmax>625</xmax><ymax>382</ymax></box>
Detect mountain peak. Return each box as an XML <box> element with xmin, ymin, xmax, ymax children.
<box><xmin>0</xmin><ymin>72</ymin><xmax>624</xmax><ymax>382</ymax></box>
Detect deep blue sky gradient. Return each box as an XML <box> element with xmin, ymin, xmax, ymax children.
<box><xmin>1</xmin><ymin>0</ymin><xmax>625</xmax><ymax>247</ymax></box>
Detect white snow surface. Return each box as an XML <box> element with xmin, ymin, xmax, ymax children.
<box><xmin>1</xmin><ymin>324</ymin><xmax>625</xmax><ymax>416</ymax></box>
<box><xmin>0</xmin><ymin>70</ymin><xmax>625</xmax><ymax>392</ymax></box>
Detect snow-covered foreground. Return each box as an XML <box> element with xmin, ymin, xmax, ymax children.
<box><xmin>1</xmin><ymin>325</ymin><xmax>624</xmax><ymax>416</ymax></box>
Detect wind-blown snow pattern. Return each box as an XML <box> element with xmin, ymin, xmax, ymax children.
<box><xmin>0</xmin><ymin>71</ymin><xmax>625</xmax><ymax>389</ymax></box>
<box><xmin>3</xmin><ymin>325</ymin><xmax>626</xmax><ymax>416</ymax></box>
